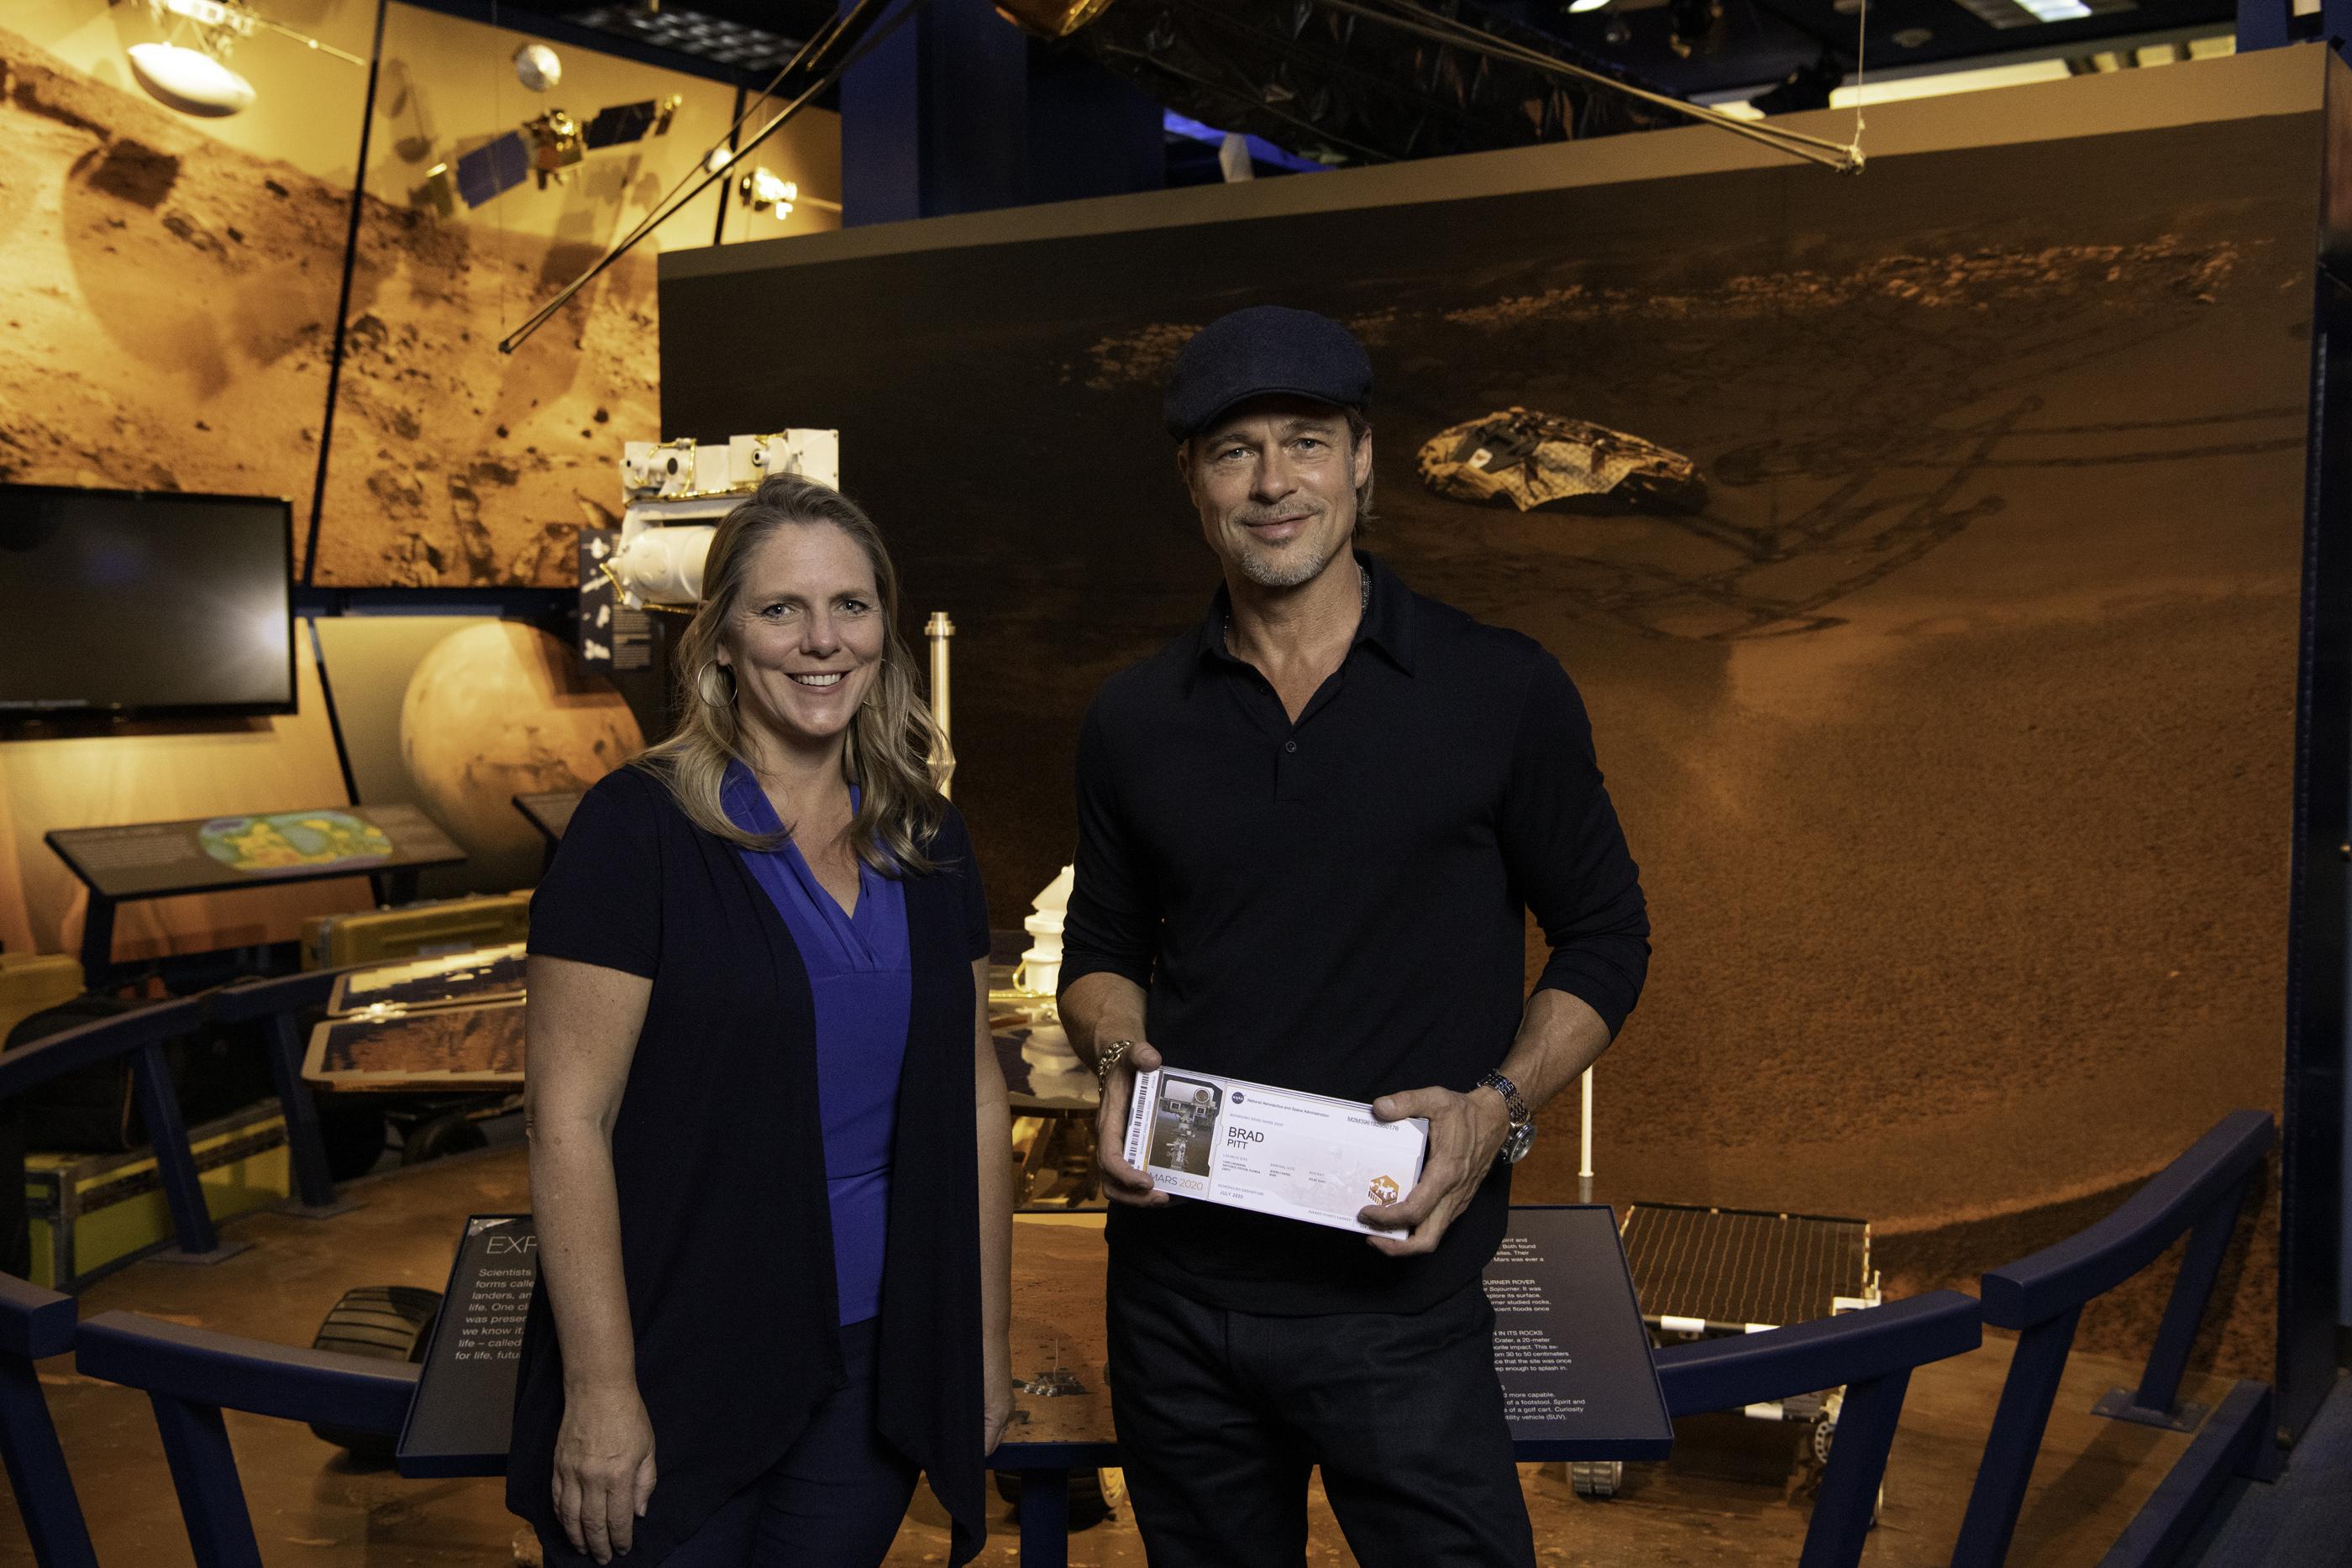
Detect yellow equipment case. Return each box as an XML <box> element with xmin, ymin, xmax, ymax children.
<box><xmin>0</xmin><ymin>953</ymin><xmax>85</xmax><ymax>1046</ymax></box>
<box><xmin>302</xmin><ymin>893</ymin><xmax>532</xmax><ymax>970</ymax></box>
<box><xmin>24</xmin><ymin>1101</ymin><xmax>290</xmax><ymax>1288</ymax></box>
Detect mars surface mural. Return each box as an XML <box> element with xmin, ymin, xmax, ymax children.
<box><xmin>0</xmin><ymin>27</ymin><xmax>349</xmax><ymax>514</ymax></box>
<box><xmin>0</xmin><ymin>14</ymin><xmax>701</xmax><ymax>585</ymax></box>
<box><xmin>663</xmin><ymin>108</ymin><xmax>2320</xmax><ymax>1374</ymax></box>
<box><xmin>0</xmin><ymin>4</ymin><xmax>705</xmax><ymax>953</ymax></box>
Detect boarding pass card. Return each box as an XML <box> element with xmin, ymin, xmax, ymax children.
<box><xmin>1123</xmin><ymin>1067</ymin><xmax>1429</xmax><ymax>1235</ymax></box>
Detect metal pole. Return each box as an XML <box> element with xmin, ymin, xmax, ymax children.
<box><xmin>1578</xmin><ymin>1066</ymin><xmax>1594</xmax><ymax>1205</ymax></box>
<box><xmin>926</xmin><ymin>611</ymin><xmax>955</xmax><ymax>797</ymax></box>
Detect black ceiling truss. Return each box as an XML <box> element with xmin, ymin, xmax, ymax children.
<box><xmin>1079</xmin><ymin>0</ymin><xmax>1684</xmax><ymax>166</ymax></box>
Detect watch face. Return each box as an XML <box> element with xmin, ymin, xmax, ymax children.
<box><xmin>1500</xmin><ymin>1120</ymin><xmax>1537</xmax><ymax>1165</ymax></box>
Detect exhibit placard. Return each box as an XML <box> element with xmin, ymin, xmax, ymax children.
<box><xmin>512</xmin><ymin>790</ymin><xmax>585</xmax><ymax>844</ymax></box>
<box><xmin>46</xmin><ymin>802</ymin><xmax>464</xmax><ymax>900</ymax></box>
<box><xmin>397</xmin><ymin>1214</ymin><xmax>537</xmax><ymax>1477</ymax></box>
<box><xmin>306</xmin><ymin>999</ymin><xmax>526</xmax><ymax>1090</ymax></box>
<box><xmin>1483</xmin><ymin>1205</ymin><xmax>1673</xmax><ymax>1460</ymax></box>
<box><xmin>389</xmin><ymin>1206</ymin><xmax>1665</xmax><ymax>1478</ymax></box>
<box><xmin>578</xmin><ymin>529</ymin><xmax>653</xmax><ymax>672</ymax></box>
<box><xmin>328</xmin><ymin>943</ymin><xmax>528</xmax><ymax>1016</ymax></box>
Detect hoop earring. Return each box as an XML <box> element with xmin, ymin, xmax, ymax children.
<box><xmin>696</xmin><ymin>662</ymin><xmax>736</xmax><ymax>708</ymax></box>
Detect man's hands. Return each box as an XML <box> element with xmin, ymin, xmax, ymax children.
<box><xmin>1358</xmin><ymin>1085</ymin><xmax>1511</xmax><ymax>1256</ymax></box>
<box><xmin>1092</xmin><ymin>1039</ymin><xmax>1170</xmax><ymax>1209</ymax></box>
<box><xmin>552</xmin><ymin>1381</ymin><xmax>657</xmax><ymax>1563</ymax></box>
<box><xmin>1095</xmin><ymin>1054</ymin><xmax>1512</xmax><ymax>1247</ymax></box>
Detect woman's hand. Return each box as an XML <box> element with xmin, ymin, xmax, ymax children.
<box><xmin>552</xmin><ymin>1382</ymin><xmax>658</xmax><ymax>1564</ymax></box>
<box><xmin>983</xmin><ymin>1332</ymin><xmax>1016</xmax><ymax>1455</ymax></box>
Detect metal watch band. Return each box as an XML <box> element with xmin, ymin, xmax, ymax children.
<box><xmin>1478</xmin><ymin>1069</ymin><xmax>1530</xmax><ymax>1125</ymax></box>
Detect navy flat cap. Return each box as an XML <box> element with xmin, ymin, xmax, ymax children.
<box><xmin>1163</xmin><ymin>306</ymin><xmax>1373</xmax><ymax>441</ymax></box>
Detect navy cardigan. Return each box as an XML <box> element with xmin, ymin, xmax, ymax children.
<box><xmin>508</xmin><ymin>763</ymin><xmax>990</xmax><ymax>1566</ymax></box>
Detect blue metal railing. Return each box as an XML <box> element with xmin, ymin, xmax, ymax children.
<box><xmin>206</xmin><ymin>971</ymin><xmax>348</xmax><ymax>1216</ymax></box>
<box><xmin>75</xmin><ymin>1311</ymin><xmax>417</xmax><ymax>1568</ymax></box>
<box><xmin>3</xmin><ymin>1108</ymin><xmax>2285</xmax><ymax>1568</ymax></box>
<box><xmin>1655</xmin><ymin>1289</ymin><xmax>1984</xmax><ymax>1568</ymax></box>
<box><xmin>983</xmin><ymin>1292</ymin><xmax>1984</xmax><ymax>1568</ymax></box>
<box><xmin>0</xmin><ymin>1276</ymin><xmax>96</xmax><ymax>1568</ymax></box>
<box><xmin>1950</xmin><ymin>1109</ymin><xmax>2279</xmax><ymax>1568</ymax></box>
<box><xmin>989</xmin><ymin>1440</ymin><xmax>1126</xmax><ymax>1568</ymax></box>
<box><xmin>0</xmin><ymin>970</ymin><xmax>350</xmax><ymax>1263</ymax></box>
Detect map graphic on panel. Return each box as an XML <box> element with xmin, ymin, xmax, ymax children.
<box><xmin>197</xmin><ymin>811</ymin><xmax>396</xmax><ymax>876</ymax></box>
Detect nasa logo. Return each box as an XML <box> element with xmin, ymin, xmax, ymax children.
<box><xmin>1231</xmin><ymin>1092</ymin><xmax>1245</xmax><ymax>1104</ymax></box>
<box><xmin>1367</xmin><ymin>1175</ymin><xmax>1400</xmax><ymax>1206</ymax></box>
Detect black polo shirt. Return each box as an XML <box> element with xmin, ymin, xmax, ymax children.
<box><xmin>1063</xmin><ymin>551</ymin><xmax>1650</xmax><ymax>1316</ymax></box>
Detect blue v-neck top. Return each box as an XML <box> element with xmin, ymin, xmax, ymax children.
<box><xmin>723</xmin><ymin>762</ymin><xmax>911</xmax><ymax>1325</ymax></box>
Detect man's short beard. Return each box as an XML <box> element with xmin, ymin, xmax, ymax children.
<box><xmin>1236</xmin><ymin>538</ymin><xmax>1337</xmax><ymax>589</ymax></box>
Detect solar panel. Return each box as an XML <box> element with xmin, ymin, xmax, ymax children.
<box><xmin>585</xmin><ymin>99</ymin><xmax>659</xmax><ymax>149</ymax></box>
<box><xmin>1621</xmin><ymin>1204</ymin><xmax>1870</xmax><ymax>1332</ymax></box>
<box><xmin>454</xmin><ymin>131</ymin><xmax>529</xmax><ymax>208</ymax></box>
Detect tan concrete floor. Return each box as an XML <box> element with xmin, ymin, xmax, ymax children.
<box><xmin>0</xmin><ymin>1142</ymin><xmax>2235</xmax><ymax>1566</ymax></box>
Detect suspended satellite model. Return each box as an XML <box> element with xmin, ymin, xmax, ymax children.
<box><xmin>124</xmin><ymin>0</ymin><xmax>365</xmax><ymax>118</ymax></box>
<box><xmin>413</xmin><ymin>93</ymin><xmax>685</xmax><ymax>216</ymax></box>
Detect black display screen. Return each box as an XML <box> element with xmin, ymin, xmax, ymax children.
<box><xmin>0</xmin><ymin>484</ymin><xmax>296</xmax><ymax>717</ymax></box>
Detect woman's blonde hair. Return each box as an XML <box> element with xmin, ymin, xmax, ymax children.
<box><xmin>634</xmin><ymin>473</ymin><xmax>949</xmax><ymax>874</ymax></box>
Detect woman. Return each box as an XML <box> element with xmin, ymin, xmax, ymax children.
<box><xmin>509</xmin><ymin>474</ymin><xmax>1013</xmax><ymax>1568</ymax></box>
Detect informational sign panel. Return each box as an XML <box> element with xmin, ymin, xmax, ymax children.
<box><xmin>328</xmin><ymin>944</ymin><xmax>528</xmax><ymax>1015</ymax></box>
<box><xmin>47</xmin><ymin>802</ymin><xmax>463</xmax><ymax>900</ymax></box>
<box><xmin>306</xmin><ymin>999</ymin><xmax>526</xmax><ymax>1091</ymax></box>
<box><xmin>578</xmin><ymin>529</ymin><xmax>653</xmax><ymax>672</ymax></box>
<box><xmin>392</xmin><ymin>1206</ymin><xmax>1667</xmax><ymax>1481</ymax></box>
<box><xmin>398</xmin><ymin>1214</ymin><xmax>538</xmax><ymax>1477</ymax></box>
<box><xmin>1483</xmin><ymin>1205</ymin><xmax>1674</xmax><ymax>1460</ymax></box>
<box><xmin>513</xmin><ymin>790</ymin><xmax>585</xmax><ymax>845</ymax></box>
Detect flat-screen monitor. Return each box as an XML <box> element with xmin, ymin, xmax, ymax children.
<box><xmin>0</xmin><ymin>484</ymin><xmax>297</xmax><ymax>719</ymax></box>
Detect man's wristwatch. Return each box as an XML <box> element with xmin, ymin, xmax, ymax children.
<box><xmin>1477</xmin><ymin>1070</ymin><xmax>1536</xmax><ymax>1166</ymax></box>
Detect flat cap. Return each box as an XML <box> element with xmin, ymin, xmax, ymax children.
<box><xmin>1163</xmin><ymin>306</ymin><xmax>1373</xmax><ymax>441</ymax></box>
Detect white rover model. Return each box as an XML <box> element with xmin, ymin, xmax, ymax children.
<box><xmin>596</xmin><ymin>431</ymin><xmax>841</xmax><ymax>609</ymax></box>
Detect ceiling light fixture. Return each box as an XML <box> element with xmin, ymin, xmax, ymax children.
<box><xmin>736</xmin><ymin>167</ymin><xmax>844</xmax><ymax>222</ymax></box>
<box><xmin>1951</xmin><ymin>0</ymin><xmax>2128</xmax><ymax>28</ymax></box>
<box><xmin>569</xmin><ymin>4</ymin><xmax>806</xmax><ymax>71</ymax></box>
<box><xmin>740</xmin><ymin>166</ymin><xmax>797</xmax><ymax>216</ymax></box>
<box><xmin>1567</xmin><ymin>0</ymin><xmax>1613</xmax><ymax>13</ymax></box>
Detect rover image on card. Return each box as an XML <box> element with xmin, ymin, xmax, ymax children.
<box><xmin>1149</xmin><ymin>1078</ymin><xmax>1221</xmax><ymax>1177</ymax></box>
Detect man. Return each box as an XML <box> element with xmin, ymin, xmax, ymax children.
<box><xmin>1058</xmin><ymin>304</ymin><xmax>1650</xmax><ymax>1567</ymax></box>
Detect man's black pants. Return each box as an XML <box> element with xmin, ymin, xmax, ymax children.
<box><xmin>1105</xmin><ymin>1263</ymin><xmax>1538</xmax><ymax>1568</ymax></box>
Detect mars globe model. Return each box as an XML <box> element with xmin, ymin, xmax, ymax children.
<box><xmin>399</xmin><ymin>622</ymin><xmax>644</xmax><ymax>889</ymax></box>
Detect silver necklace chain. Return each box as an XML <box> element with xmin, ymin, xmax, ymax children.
<box><xmin>1226</xmin><ymin>562</ymin><xmax>1371</xmax><ymax>655</ymax></box>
